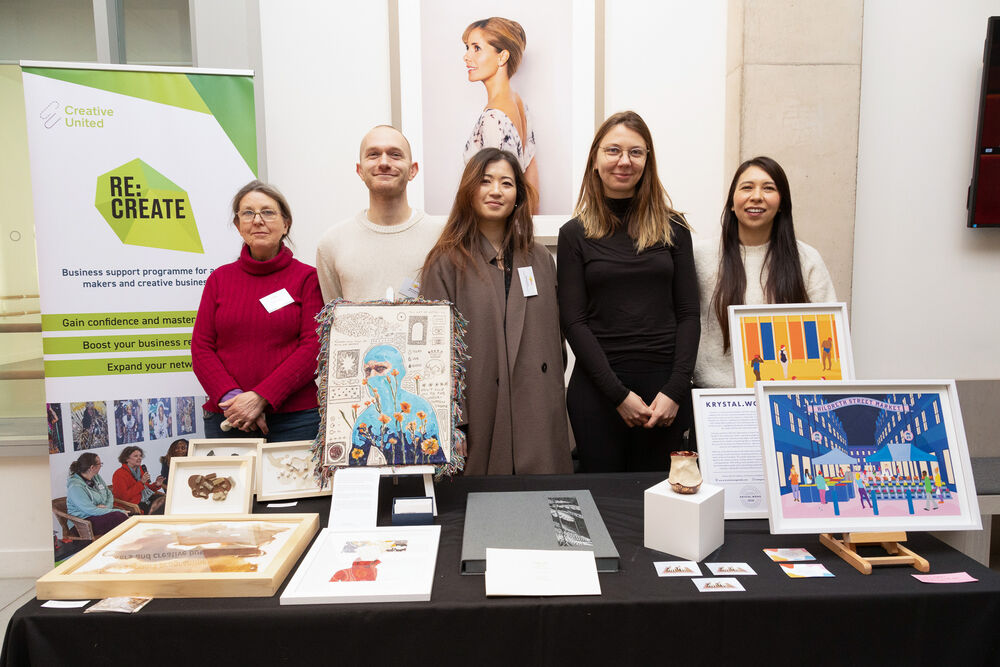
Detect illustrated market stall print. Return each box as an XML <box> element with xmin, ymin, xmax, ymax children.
<box><xmin>767</xmin><ymin>392</ymin><xmax>960</xmax><ymax>519</ymax></box>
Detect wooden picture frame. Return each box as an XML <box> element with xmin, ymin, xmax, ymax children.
<box><xmin>187</xmin><ymin>437</ymin><xmax>263</xmax><ymax>491</ymax></box>
<box><xmin>36</xmin><ymin>513</ymin><xmax>319</xmax><ymax>599</ymax></box>
<box><xmin>729</xmin><ymin>303</ymin><xmax>854</xmax><ymax>389</ymax></box>
<box><xmin>755</xmin><ymin>380</ymin><xmax>982</xmax><ymax>534</ymax></box>
<box><xmin>257</xmin><ymin>440</ymin><xmax>331</xmax><ymax>502</ymax></box>
<box><xmin>691</xmin><ymin>388</ymin><xmax>767</xmax><ymax>519</ymax></box>
<box><xmin>165</xmin><ymin>455</ymin><xmax>254</xmax><ymax>515</ymax></box>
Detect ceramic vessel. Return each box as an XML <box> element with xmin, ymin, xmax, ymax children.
<box><xmin>667</xmin><ymin>450</ymin><xmax>702</xmax><ymax>494</ymax></box>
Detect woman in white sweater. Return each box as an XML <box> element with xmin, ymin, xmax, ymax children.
<box><xmin>694</xmin><ymin>156</ymin><xmax>835</xmax><ymax>388</ymax></box>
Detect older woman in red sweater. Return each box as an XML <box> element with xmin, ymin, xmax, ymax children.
<box><xmin>192</xmin><ymin>180</ymin><xmax>323</xmax><ymax>442</ymax></box>
<box><xmin>112</xmin><ymin>446</ymin><xmax>165</xmax><ymax>514</ymax></box>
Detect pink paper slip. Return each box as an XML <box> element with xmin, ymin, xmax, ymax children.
<box><xmin>912</xmin><ymin>572</ymin><xmax>978</xmax><ymax>584</ymax></box>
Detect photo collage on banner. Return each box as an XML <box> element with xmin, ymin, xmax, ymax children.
<box><xmin>20</xmin><ymin>63</ymin><xmax>257</xmax><ymax>554</ymax></box>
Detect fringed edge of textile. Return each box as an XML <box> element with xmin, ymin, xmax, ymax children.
<box><xmin>310</xmin><ymin>298</ymin><xmax>468</xmax><ymax>488</ymax></box>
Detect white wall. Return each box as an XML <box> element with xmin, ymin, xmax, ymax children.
<box><xmin>255</xmin><ymin>0</ymin><xmax>391</xmax><ymax>267</ymax></box>
<box><xmin>605</xmin><ymin>0</ymin><xmax>728</xmax><ymax>241</ymax></box>
<box><xmin>853</xmin><ymin>1</ymin><xmax>1000</xmax><ymax>379</ymax></box>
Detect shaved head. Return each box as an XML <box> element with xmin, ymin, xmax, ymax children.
<box><xmin>360</xmin><ymin>125</ymin><xmax>412</xmax><ymax>161</ymax></box>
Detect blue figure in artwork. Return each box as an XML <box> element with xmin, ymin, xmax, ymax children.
<box><xmin>348</xmin><ymin>345</ymin><xmax>445</xmax><ymax>466</ymax></box>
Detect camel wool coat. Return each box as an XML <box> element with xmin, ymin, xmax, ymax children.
<box><xmin>421</xmin><ymin>235</ymin><xmax>572</xmax><ymax>475</ymax></box>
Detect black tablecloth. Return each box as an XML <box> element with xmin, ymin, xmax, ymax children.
<box><xmin>4</xmin><ymin>472</ymin><xmax>1000</xmax><ymax>666</ymax></box>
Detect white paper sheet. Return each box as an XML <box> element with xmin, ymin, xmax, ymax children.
<box><xmin>484</xmin><ymin>548</ymin><xmax>601</xmax><ymax>597</ymax></box>
<box><xmin>42</xmin><ymin>600</ymin><xmax>89</xmax><ymax>608</ymax></box>
<box><xmin>328</xmin><ymin>467</ymin><xmax>380</xmax><ymax>529</ymax></box>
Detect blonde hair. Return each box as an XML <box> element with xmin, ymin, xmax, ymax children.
<box><xmin>463</xmin><ymin>17</ymin><xmax>527</xmax><ymax>77</ymax></box>
<box><xmin>574</xmin><ymin>111</ymin><xmax>688</xmax><ymax>251</ymax></box>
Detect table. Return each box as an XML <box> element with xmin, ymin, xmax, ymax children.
<box><xmin>5</xmin><ymin>472</ymin><xmax>1000</xmax><ymax>666</ymax></box>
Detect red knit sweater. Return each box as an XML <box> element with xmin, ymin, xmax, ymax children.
<box><xmin>192</xmin><ymin>244</ymin><xmax>323</xmax><ymax>414</ymax></box>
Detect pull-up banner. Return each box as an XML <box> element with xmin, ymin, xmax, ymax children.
<box><xmin>20</xmin><ymin>62</ymin><xmax>256</xmax><ymax>540</ymax></box>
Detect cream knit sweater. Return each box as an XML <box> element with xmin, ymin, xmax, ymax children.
<box><xmin>315</xmin><ymin>209</ymin><xmax>443</xmax><ymax>302</ymax></box>
<box><xmin>692</xmin><ymin>239</ymin><xmax>836</xmax><ymax>388</ymax></box>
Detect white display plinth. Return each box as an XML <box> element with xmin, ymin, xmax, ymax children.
<box><xmin>644</xmin><ymin>480</ymin><xmax>724</xmax><ymax>562</ymax></box>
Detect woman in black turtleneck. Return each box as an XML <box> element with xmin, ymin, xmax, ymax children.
<box><xmin>557</xmin><ymin>110</ymin><xmax>699</xmax><ymax>473</ymax></box>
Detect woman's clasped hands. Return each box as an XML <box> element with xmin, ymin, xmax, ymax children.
<box><xmin>219</xmin><ymin>390</ymin><xmax>270</xmax><ymax>435</ymax></box>
<box><xmin>616</xmin><ymin>391</ymin><xmax>679</xmax><ymax>429</ymax></box>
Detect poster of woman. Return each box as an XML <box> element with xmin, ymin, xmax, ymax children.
<box><xmin>399</xmin><ymin>0</ymin><xmax>595</xmax><ymax>219</ymax></box>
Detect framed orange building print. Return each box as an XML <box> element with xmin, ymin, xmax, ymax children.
<box><xmin>728</xmin><ymin>303</ymin><xmax>854</xmax><ymax>389</ymax></box>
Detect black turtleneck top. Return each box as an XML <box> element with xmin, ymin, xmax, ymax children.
<box><xmin>556</xmin><ymin>197</ymin><xmax>700</xmax><ymax>405</ymax></box>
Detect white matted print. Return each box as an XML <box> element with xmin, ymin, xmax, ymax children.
<box><xmin>398</xmin><ymin>0</ymin><xmax>596</xmax><ymax>235</ymax></box>
<box><xmin>692</xmin><ymin>389</ymin><xmax>766</xmax><ymax>519</ymax></box>
<box><xmin>165</xmin><ymin>455</ymin><xmax>253</xmax><ymax>515</ymax></box>
<box><xmin>257</xmin><ymin>440</ymin><xmax>330</xmax><ymax>502</ymax></box>
<box><xmin>280</xmin><ymin>525</ymin><xmax>442</xmax><ymax>605</ymax></box>
<box><xmin>729</xmin><ymin>303</ymin><xmax>853</xmax><ymax>389</ymax></box>
<box><xmin>755</xmin><ymin>380</ymin><xmax>981</xmax><ymax>534</ymax></box>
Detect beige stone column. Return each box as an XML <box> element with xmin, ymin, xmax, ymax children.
<box><xmin>726</xmin><ymin>0</ymin><xmax>863</xmax><ymax>306</ymax></box>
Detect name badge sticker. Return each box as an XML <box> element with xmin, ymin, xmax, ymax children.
<box><xmin>260</xmin><ymin>288</ymin><xmax>294</xmax><ymax>313</ymax></box>
<box><xmin>518</xmin><ymin>266</ymin><xmax>538</xmax><ymax>297</ymax></box>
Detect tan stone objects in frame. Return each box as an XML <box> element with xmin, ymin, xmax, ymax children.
<box><xmin>165</xmin><ymin>456</ymin><xmax>254</xmax><ymax>515</ymax></box>
<box><xmin>186</xmin><ymin>437</ymin><xmax>264</xmax><ymax>494</ymax></box>
<box><xmin>36</xmin><ymin>514</ymin><xmax>320</xmax><ymax>599</ymax></box>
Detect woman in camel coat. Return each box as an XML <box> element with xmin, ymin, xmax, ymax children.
<box><xmin>421</xmin><ymin>148</ymin><xmax>571</xmax><ymax>475</ymax></box>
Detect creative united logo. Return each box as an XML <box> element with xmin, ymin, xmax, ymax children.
<box><xmin>39</xmin><ymin>101</ymin><xmax>116</xmax><ymax>129</ymax></box>
<box><xmin>94</xmin><ymin>159</ymin><xmax>204</xmax><ymax>254</ymax></box>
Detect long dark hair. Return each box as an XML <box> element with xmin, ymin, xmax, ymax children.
<box><xmin>69</xmin><ymin>452</ymin><xmax>99</xmax><ymax>476</ymax></box>
<box><xmin>160</xmin><ymin>439</ymin><xmax>188</xmax><ymax>466</ymax></box>
<box><xmin>423</xmin><ymin>148</ymin><xmax>535</xmax><ymax>275</ymax></box>
<box><xmin>574</xmin><ymin>110</ymin><xmax>688</xmax><ymax>251</ymax></box>
<box><xmin>712</xmin><ymin>156</ymin><xmax>808</xmax><ymax>352</ymax></box>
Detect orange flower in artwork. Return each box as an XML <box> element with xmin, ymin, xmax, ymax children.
<box><xmin>351</xmin><ymin>448</ymin><xmax>364</xmax><ymax>460</ymax></box>
<box><xmin>378</xmin><ymin>413</ymin><xmax>390</xmax><ymax>425</ymax></box>
<box><xmin>394</xmin><ymin>412</ymin><xmax>404</xmax><ymax>423</ymax></box>
<box><xmin>351</xmin><ymin>404</ymin><xmax>360</xmax><ymax>411</ymax></box>
<box><xmin>421</xmin><ymin>438</ymin><xmax>439</xmax><ymax>456</ymax></box>
<box><xmin>416</xmin><ymin>411</ymin><xmax>427</xmax><ymax>421</ymax></box>
<box><xmin>414</xmin><ymin>374</ymin><xmax>421</xmax><ymax>381</ymax></box>
<box><xmin>361</xmin><ymin>378</ymin><xmax>368</xmax><ymax>385</ymax></box>
<box><xmin>391</xmin><ymin>369</ymin><xmax>399</xmax><ymax>376</ymax></box>
<box><xmin>400</xmin><ymin>401</ymin><xmax>411</xmax><ymax>414</ymax></box>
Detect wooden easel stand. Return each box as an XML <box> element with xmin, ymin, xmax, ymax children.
<box><xmin>820</xmin><ymin>531</ymin><xmax>930</xmax><ymax>575</ymax></box>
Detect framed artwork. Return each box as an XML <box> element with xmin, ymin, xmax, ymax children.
<box><xmin>280</xmin><ymin>525</ymin><xmax>441</xmax><ymax>605</ymax></box>
<box><xmin>257</xmin><ymin>440</ymin><xmax>331</xmax><ymax>502</ymax></box>
<box><xmin>314</xmin><ymin>301</ymin><xmax>465</xmax><ymax>480</ymax></box>
<box><xmin>36</xmin><ymin>513</ymin><xmax>319</xmax><ymax>599</ymax></box>
<box><xmin>397</xmin><ymin>0</ymin><xmax>596</xmax><ymax>240</ymax></box>
<box><xmin>755</xmin><ymin>380</ymin><xmax>982</xmax><ymax>534</ymax></box>
<box><xmin>691</xmin><ymin>389</ymin><xmax>766</xmax><ymax>519</ymax></box>
<box><xmin>729</xmin><ymin>303</ymin><xmax>854</xmax><ymax>389</ymax></box>
<box><xmin>165</xmin><ymin>455</ymin><xmax>254</xmax><ymax>515</ymax></box>
<box><xmin>187</xmin><ymin>437</ymin><xmax>263</xmax><ymax>491</ymax></box>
